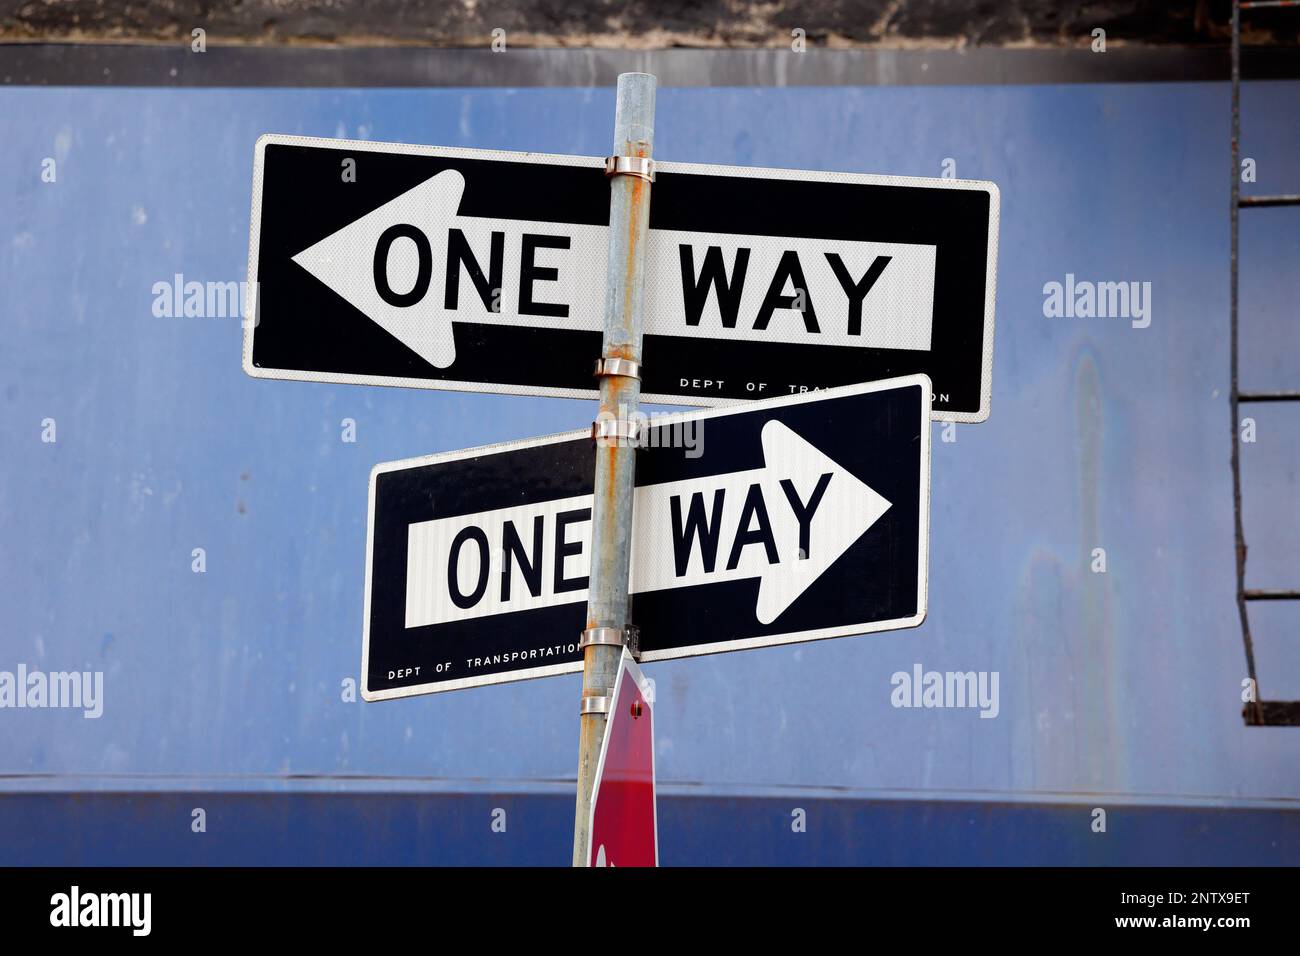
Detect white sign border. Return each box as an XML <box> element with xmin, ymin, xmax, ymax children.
<box><xmin>360</xmin><ymin>374</ymin><xmax>931</xmax><ymax>701</ymax></box>
<box><xmin>246</xmin><ymin>133</ymin><xmax>997</xmax><ymax>423</ymax></box>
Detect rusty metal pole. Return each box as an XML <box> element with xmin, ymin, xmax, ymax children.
<box><xmin>572</xmin><ymin>72</ymin><xmax>656</xmax><ymax>867</ymax></box>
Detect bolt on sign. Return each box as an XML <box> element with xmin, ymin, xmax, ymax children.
<box><xmin>245</xmin><ymin>135</ymin><xmax>998</xmax><ymax>421</ymax></box>
<box><xmin>360</xmin><ymin>376</ymin><xmax>931</xmax><ymax>700</ymax></box>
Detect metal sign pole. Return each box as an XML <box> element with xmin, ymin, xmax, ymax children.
<box><xmin>572</xmin><ymin>71</ymin><xmax>656</xmax><ymax>867</ymax></box>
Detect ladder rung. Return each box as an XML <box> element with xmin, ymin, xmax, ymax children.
<box><xmin>1239</xmin><ymin>391</ymin><xmax>1300</xmax><ymax>402</ymax></box>
<box><xmin>1244</xmin><ymin>589</ymin><xmax>1300</xmax><ymax>600</ymax></box>
<box><xmin>1244</xmin><ymin>701</ymin><xmax>1300</xmax><ymax>726</ymax></box>
<box><xmin>1239</xmin><ymin>195</ymin><xmax>1300</xmax><ymax>207</ymax></box>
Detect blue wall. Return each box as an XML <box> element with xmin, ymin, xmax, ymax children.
<box><xmin>4</xmin><ymin>790</ymin><xmax>1297</xmax><ymax>866</ymax></box>
<box><xmin>1</xmin><ymin>79</ymin><xmax>1299</xmax><ymax>863</ymax></box>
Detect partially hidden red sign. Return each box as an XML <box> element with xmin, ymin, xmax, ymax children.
<box><xmin>588</xmin><ymin>650</ymin><xmax>658</xmax><ymax>867</ymax></box>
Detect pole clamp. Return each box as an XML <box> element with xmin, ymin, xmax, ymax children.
<box><xmin>580</xmin><ymin>695</ymin><xmax>612</xmax><ymax>716</ymax></box>
<box><xmin>579</xmin><ymin>625</ymin><xmax>640</xmax><ymax>657</ymax></box>
<box><xmin>593</xmin><ymin>357</ymin><xmax>642</xmax><ymax>381</ymax></box>
<box><xmin>592</xmin><ymin>418</ymin><xmax>643</xmax><ymax>444</ymax></box>
<box><xmin>604</xmin><ymin>155</ymin><xmax>655</xmax><ymax>183</ymax></box>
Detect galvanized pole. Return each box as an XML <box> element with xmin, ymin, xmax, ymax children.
<box><xmin>572</xmin><ymin>72</ymin><xmax>656</xmax><ymax>867</ymax></box>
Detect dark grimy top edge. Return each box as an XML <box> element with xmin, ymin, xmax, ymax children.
<box><xmin>2</xmin><ymin>45</ymin><xmax>1298</xmax><ymax>88</ymax></box>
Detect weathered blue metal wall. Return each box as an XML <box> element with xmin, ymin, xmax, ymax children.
<box><xmin>1</xmin><ymin>79</ymin><xmax>1298</xmax><ymax>863</ymax></box>
<box><xmin>4</xmin><ymin>791</ymin><xmax>1298</xmax><ymax>866</ymax></box>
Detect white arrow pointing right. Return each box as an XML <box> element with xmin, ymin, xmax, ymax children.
<box><xmin>404</xmin><ymin>419</ymin><xmax>890</xmax><ymax>628</ymax></box>
<box><xmin>630</xmin><ymin>419</ymin><xmax>890</xmax><ymax>624</ymax></box>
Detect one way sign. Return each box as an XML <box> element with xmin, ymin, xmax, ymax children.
<box><xmin>362</xmin><ymin>375</ymin><xmax>930</xmax><ymax>699</ymax></box>
<box><xmin>246</xmin><ymin>135</ymin><xmax>998</xmax><ymax>421</ymax></box>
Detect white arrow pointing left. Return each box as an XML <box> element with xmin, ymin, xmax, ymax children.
<box><xmin>293</xmin><ymin>169</ymin><xmax>596</xmax><ymax>369</ymax></box>
<box><xmin>292</xmin><ymin>169</ymin><xmax>937</xmax><ymax>368</ymax></box>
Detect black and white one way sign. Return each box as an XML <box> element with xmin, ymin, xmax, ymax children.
<box><xmin>361</xmin><ymin>376</ymin><xmax>931</xmax><ymax>699</ymax></box>
<box><xmin>246</xmin><ymin>135</ymin><xmax>999</xmax><ymax>422</ymax></box>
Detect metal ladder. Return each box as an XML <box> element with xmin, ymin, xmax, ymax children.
<box><xmin>1230</xmin><ymin>0</ymin><xmax>1300</xmax><ymax>725</ymax></box>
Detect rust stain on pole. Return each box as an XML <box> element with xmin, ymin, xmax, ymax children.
<box><xmin>572</xmin><ymin>72</ymin><xmax>656</xmax><ymax>866</ymax></box>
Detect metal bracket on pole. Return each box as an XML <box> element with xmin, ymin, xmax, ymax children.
<box><xmin>580</xmin><ymin>625</ymin><xmax>641</xmax><ymax>658</ymax></box>
<box><xmin>591</xmin><ymin>419</ymin><xmax>644</xmax><ymax>444</ymax></box>
<box><xmin>593</xmin><ymin>357</ymin><xmax>642</xmax><ymax>381</ymax></box>
<box><xmin>604</xmin><ymin>155</ymin><xmax>655</xmax><ymax>183</ymax></box>
<box><xmin>579</xmin><ymin>695</ymin><xmax>612</xmax><ymax>715</ymax></box>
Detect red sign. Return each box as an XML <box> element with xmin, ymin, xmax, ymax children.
<box><xmin>588</xmin><ymin>650</ymin><xmax>658</xmax><ymax>867</ymax></box>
